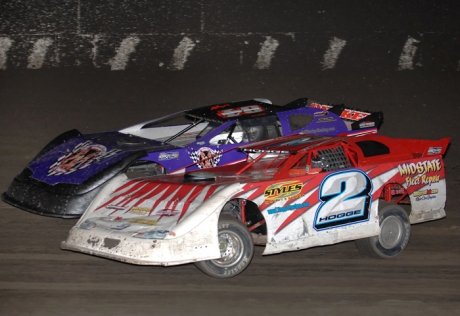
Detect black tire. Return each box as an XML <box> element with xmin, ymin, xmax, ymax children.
<box><xmin>195</xmin><ymin>215</ymin><xmax>254</xmax><ymax>278</ymax></box>
<box><xmin>355</xmin><ymin>201</ymin><xmax>411</xmax><ymax>259</ymax></box>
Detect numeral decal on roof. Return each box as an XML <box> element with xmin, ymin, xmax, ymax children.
<box><xmin>217</xmin><ymin>105</ymin><xmax>264</xmax><ymax>118</ymax></box>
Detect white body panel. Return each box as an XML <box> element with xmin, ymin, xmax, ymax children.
<box><xmin>62</xmin><ymin>177</ymin><xmax>244</xmax><ymax>266</ymax></box>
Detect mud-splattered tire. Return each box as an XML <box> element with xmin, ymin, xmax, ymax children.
<box><xmin>355</xmin><ymin>201</ymin><xmax>411</xmax><ymax>259</ymax></box>
<box><xmin>195</xmin><ymin>215</ymin><xmax>254</xmax><ymax>278</ymax></box>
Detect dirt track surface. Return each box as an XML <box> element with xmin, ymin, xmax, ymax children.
<box><xmin>1</xmin><ymin>68</ymin><xmax>459</xmax><ymax>315</ymax></box>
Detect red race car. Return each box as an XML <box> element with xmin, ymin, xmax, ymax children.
<box><xmin>61</xmin><ymin>133</ymin><xmax>450</xmax><ymax>278</ymax></box>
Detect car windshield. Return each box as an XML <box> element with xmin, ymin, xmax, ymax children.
<box><xmin>123</xmin><ymin>112</ymin><xmax>223</xmax><ymax>147</ymax></box>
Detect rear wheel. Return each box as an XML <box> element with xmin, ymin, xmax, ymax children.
<box><xmin>195</xmin><ymin>215</ymin><xmax>254</xmax><ymax>278</ymax></box>
<box><xmin>355</xmin><ymin>201</ymin><xmax>411</xmax><ymax>259</ymax></box>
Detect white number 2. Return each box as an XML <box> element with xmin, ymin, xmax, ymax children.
<box><xmin>314</xmin><ymin>170</ymin><xmax>372</xmax><ymax>231</ymax></box>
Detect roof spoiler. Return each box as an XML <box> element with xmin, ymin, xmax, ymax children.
<box><xmin>422</xmin><ymin>138</ymin><xmax>451</xmax><ymax>157</ymax></box>
<box><xmin>283</xmin><ymin>97</ymin><xmax>309</xmax><ymax>109</ymax></box>
<box><xmin>307</xmin><ymin>100</ymin><xmax>384</xmax><ymax>130</ymax></box>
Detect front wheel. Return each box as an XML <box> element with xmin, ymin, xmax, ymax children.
<box><xmin>195</xmin><ymin>215</ymin><xmax>254</xmax><ymax>278</ymax></box>
<box><xmin>355</xmin><ymin>201</ymin><xmax>411</xmax><ymax>259</ymax></box>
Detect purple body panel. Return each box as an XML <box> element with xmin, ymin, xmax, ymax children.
<box><xmin>2</xmin><ymin>98</ymin><xmax>383</xmax><ymax>217</ymax></box>
<box><xmin>29</xmin><ymin>132</ymin><xmax>175</xmax><ymax>185</ymax></box>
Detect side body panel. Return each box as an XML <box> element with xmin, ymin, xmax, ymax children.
<box><xmin>61</xmin><ymin>138</ymin><xmax>448</xmax><ymax>265</ymax></box>
<box><xmin>235</xmin><ymin>155</ymin><xmax>447</xmax><ymax>255</ymax></box>
<box><xmin>62</xmin><ymin>175</ymin><xmax>244</xmax><ymax>265</ymax></box>
<box><xmin>145</xmin><ymin>107</ymin><xmax>351</xmax><ymax>174</ymax></box>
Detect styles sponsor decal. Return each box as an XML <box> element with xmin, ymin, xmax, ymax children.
<box><xmin>264</xmin><ymin>180</ymin><xmax>303</xmax><ymax>203</ymax></box>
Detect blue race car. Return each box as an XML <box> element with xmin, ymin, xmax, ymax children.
<box><xmin>2</xmin><ymin>97</ymin><xmax>383</xmax><ymax>218</ymax></box>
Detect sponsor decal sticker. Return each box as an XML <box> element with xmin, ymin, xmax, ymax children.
<box><xmin>111</xmin><ymin>222</ymin><xmax>131</xmax><ymax>230</ymax></box>
<box><xmin>128</xmin><ymin>218</ymin><xmax>159</xmax><ymax>226</ymax></box>
<box><xmin>107</xmin><ymin>205</ymin><xmax>127</xmax><ymax>211</ymax></box>
<box><xmin>318</xmin><ymin>117</ymin><xmax>337</xmax><ymax>123</ymax></box>
<box><xmin>359</xmin><ymin>121</ymin><xmax>375</xmax><ymax>128</ymax></box>
<box><xmin>47</xmin><ymin>141</ymin><xmax>120</xmax><ymax>176</ymax></box>
<box><xmin>398</xmin><ymin>159</ymin><xmax>442</xmax><ymax>175</ymax></box>
<box><xmin>427</xmin><ymin>147</ymin><xmax>442</xmax><ymax>155</ymax></box>
<box><xmin>310</xmin><ymin>103</ymin><xmax>332</xmax><ymax>110</ymax></box>
<box><xmin>311</xmin><ymin>104</ymin><xmax>371</xmax><ymax>121</ymax></box>
<box><xmin>79</xmin><ymin>220</ymin><xmax>97</xmax><ymax>230</ymax></box>
<box><xmin>156</xmin><ymin>209</ymin><xmax>179</xmax><ymax>216</ymax></box>
<box><xmin>210</xmin><ymin>103</ymin><xmax>230</xmax><ymax>111</ymax></box>
<box><xmin>133</xmin><ymin>230</ymin><xmax>170</xmax><ymax>239</ymax></box>
<box><xmin>414</xmin><ymin>188</ymin><xmax>438</xmax><ymax>197</ymax></box>
<box><xmin>188</xmin><ymin>146</ymin><xmax>223</xmax><ymax>169</ymax></box>
<box><xmin>314</xmin><ymin>111</ymin><xmax>329</xmax><ymax>117</ymax></box>
<box><xmin>414</xmin><ymin>188</ymin><xmax>438</xmax><ymax>201</ymax></box>
<box><xmin>129</xmin><ymin>207</ymin><xmax>151</xmax><ymax>215</ymax></box>
<box><xmin>264</xmin><ymin>180</ymin><xmax>304</xmax><ymax>203</ymax></box>
<box><xmin>398</xmin><ymin>159</ymin><xmax>443</xmax><ymax>187</ymax></box>
<box><xmin>158</xmin><ymin>152</ymin><xmax>179</xmax><ymax>160</ymax></box>
<box><xmin>339</xmin><ymin>109</ymin><xmax>370</xmax><ymax>121</ymax></box>
<box><xmin>267</xmin><ymin>202</ymin><xmax>310</xmax><ymax>215</ymax></box>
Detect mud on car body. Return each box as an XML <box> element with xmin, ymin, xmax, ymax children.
<box><xmin>61</xmin><ymin>133</ymin><xmax>449</xmax><ymax>278</ymax></box>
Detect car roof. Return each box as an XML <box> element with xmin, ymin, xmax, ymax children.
<box><xmin>185</xmin><ymin>99</ymin><xmax>305</xmax><ymax>122</ymax></box>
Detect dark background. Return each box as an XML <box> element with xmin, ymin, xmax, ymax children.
<box><xmin>1</xmin><ymin>1</ymin><xmax>459</xmax><ymax>315</ymax></box>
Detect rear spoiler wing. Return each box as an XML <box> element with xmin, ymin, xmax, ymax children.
<box><xmin>420</xmin><ymin>138</ymin><xmax>450</xmax><ymax>157</ymax></box>
<box><xmin>283</xmin><ymin>98</ymin><xmax>384</xmax><ymax>130</ymax></box>
<box><xmin>308</xmin><ymin>101</ymin><xmax>384</xmax><ymax>130</ymax></box>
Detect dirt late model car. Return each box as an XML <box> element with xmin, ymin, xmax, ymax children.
<box><xmin>60</xmin><ymin>132</ymin><xmax>450</xmax><ymax>278</ymax></box>
<box><xmin>2</xmin><ymin>97</ymin><xmax>383</xmax><ymax>218</ymax></box>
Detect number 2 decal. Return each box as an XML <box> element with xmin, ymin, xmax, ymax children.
<box><xmin>314</xmin><ymin>170</ymin><xmax>372</xmax><ymax>231</ymax></box>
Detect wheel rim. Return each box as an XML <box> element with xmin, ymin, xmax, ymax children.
<box><xmin>212</xmin><ymin>231</ymin><xmax>244</xmax><ymax>268</ymax></box>
<box><xmin>379</xmin><ymin>215</ymin><xmax>403</xmax><ymax>249</ymax></box>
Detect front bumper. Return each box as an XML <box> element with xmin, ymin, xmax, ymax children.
<box><xmin>61</xmin><ymin>217</ymin><xmax>221</xmax><ymax>266</ymax></box>
<box><xmin>2</xmin><ymin>176</ymin><xmax>101</xmax><ymax>218</ymax></box>
<box><xmin>2</xmin><ymin>151</ymin><xmax>147</xmax><ymax>218</ymax></box>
